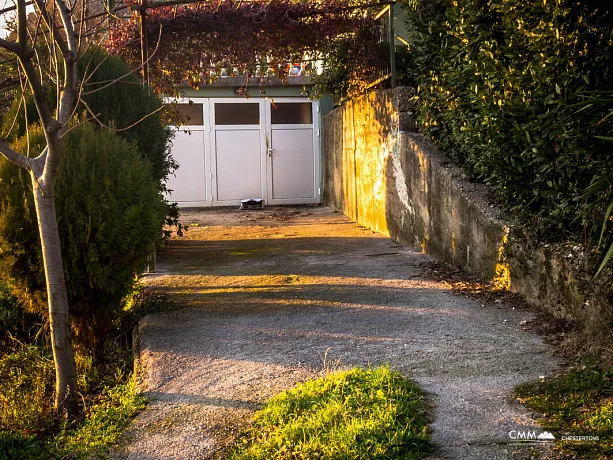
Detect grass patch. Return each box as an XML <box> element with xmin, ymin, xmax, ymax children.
<box><xmin>227</xmin><ymin>366</ymin><xmax>431</xmax><ymax>460</ymax></box>
<box><xmin>54</xmin><ymin>377</ymin><xmax>147</xmax><ymax>457</ymax></box>
<box><xmin>0</xmin><ymin>283</ymin><xmax>154</xmax><ymax>459</ymax></box>
<box><xmin>0</xmin><ymin>351</ymin><xmax>146</xmax><ymax>459</ymax></box>
<box><xmin>515</xmin><ymin>359</ymin><xmax>613</xmax><ymax>458</ymax></box>
<box><xmin>0</xmin><ymin>342</ymin><xmax>55</xmax><ymax>436</ymax></box>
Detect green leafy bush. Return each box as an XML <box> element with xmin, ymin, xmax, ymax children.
<box><xmin>228</xmin><ymin>366</ymin><xmax>431</xmax><ymax>459</ymax></box>
<box><xmin>402</xmin><ymin>0</ymin><xmax>613</xmax><ymax>239</ymax></box>
<box><xmin>572</xmin><ymin>92</ymin><xmax>613</xmax><ymax>277</ymax></box>
<box><xmin>0</xmin><ymin>122</ymin><xmax>166</xmax><ymax>357</ymax></box>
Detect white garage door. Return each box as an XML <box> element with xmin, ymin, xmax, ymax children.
<box><xmin>267</xmin><ymin>102</ymin><xmax>317</xmax><ymax>203</ymax></box>
<box><xmin>166</xmin><ymin>98</ymin><xmax>320</xmax><ymax>207</ymax></box>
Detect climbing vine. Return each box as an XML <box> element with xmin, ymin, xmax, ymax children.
<box><xmin>108</xmin><ymin>0</ymin><xmax>381</xmax><ymax>95</ymax></box>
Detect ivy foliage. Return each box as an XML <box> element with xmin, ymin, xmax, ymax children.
<box><xmin>402</xmin><ymin>0</ymin><xmax>613</xmax><ymax>239</ymax></box>
<box><xmin>310</xmin><ymin>22</ymin><xmax>389</xmax><ymax>103</ymax></box>
<box><xmin>107</xmin><ymin>0</ymin><xmax>378</xmax><ymax>95</ymax></box>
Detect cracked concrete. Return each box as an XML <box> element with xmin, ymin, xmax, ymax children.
<box><xmin>113</xmin><ymin>207</ymin><xmax>560</xmax><ymax>459</ymax></box>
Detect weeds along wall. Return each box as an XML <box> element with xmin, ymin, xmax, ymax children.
<box><xmin>402</xmin><ymin>0</ymin><xmax>613</xmax><ymax>239</ymax></box>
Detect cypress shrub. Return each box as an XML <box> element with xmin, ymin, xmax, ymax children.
<box><xmin>0</xmin><ymin>123</ymin><xmax>165</xmax><ymax>358</ymax></box>
<box><xmin>77</xmin><ymin>48</ymin><xmax>175</xmax><ymax>185</ymax></box>
<box><xmin>0</xmin><ymin>47</ymin><xmax>175</xmax><ymax>186</ymax></box>
<box><xmin>402</xmin><ymin>0</ymin><xmax>613</xmax><ymax>239</ymax></box>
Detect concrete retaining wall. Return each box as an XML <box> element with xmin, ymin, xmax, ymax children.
<box><xmin>322</xmin><ymin>88</ymin><xmax>612</xmax><ymax>337</ymax></box>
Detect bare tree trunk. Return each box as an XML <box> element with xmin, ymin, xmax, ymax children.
<box><xmin>32</xmin><ymin>176</ymin><xmax>78</xmax><ymax>415</ymax></box>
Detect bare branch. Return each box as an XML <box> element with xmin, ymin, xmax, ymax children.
<box><xmin>0</xmin><ymin>38</ymin><xmax>21</xmax><ymax>54</ymax></box>
<box><xmin>32</xmin><ymin>0</ymin><xmax>71</xmax><ymax>57</ymax></box>
<box><xmin>19</xmin><ymin>57</ymin><xmax>56</xmax><ymax>129</ymax></box>
<box><xmin>17</xmin><ymin>0</ymin><xmax>28</xmax><ymax>53</ymax></box>
<box><xmin>0</xmin><ymin>0</ymin><xmax>34</xmax><ymax>15</ymax></box>
<box><xmin>17</xmin><ymin>66</ymin><xmax>32</xmax><ymax>158</ymax></box>
<box><xmin>5</xmin><ymin>3</ymin><xmax>128</xmax><ymax>52</ymax></box>
<box><xmin>78</xmin><ymin>96</ymin><xmax>165</xmax><ymax>134</ymax></box>
<box><xmin>28</xmin><ymin>3</ymin><xmax>46</xmax><ymax>54</ymax></box>
<box><xmin>0</xmin><ymin>139</ymin><xmax>31</xmax><ymax>169</ymax></box>
<box><xmin>1</xmin><ymin>94</ymin><xmax>23</xmax><ymax>140</ymax></box>
<box><xmin>76</xmin><ymin>0</ymin><xmax>85</xmax><ymax>56</ymax></box>
<box><xmin>54</xmin><ymin>0</ymin><xmax>78</xmax><ymax>59</ymax></box>
<box><xmin>81</xmin><ymin>26</ymin><xmax>163</xmax><ymax>96</ymax></box>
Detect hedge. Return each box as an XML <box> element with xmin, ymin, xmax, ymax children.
<box><xmin>402</xmin><ymin>0</ymin><xmax>613</xmax><ymax>240</ymax></box>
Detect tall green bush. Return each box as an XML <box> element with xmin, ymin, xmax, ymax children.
<box><xmin>402</xmin><ymin>0</ymin><xmax>613</xmax><ymax>239</ymax></box>
<box><xmin>0</xmin><ymin>123</ymin><xmax>165</xmax><ymax>357</ymax></box>
<box><xmin>0</xmin><ymin>47</ymin><xmax>175</xmax><ymax>186</ymax></box>
<box><xmin>77</xmin><ymin>48</ymin><xmax>176</xmax><ymax>185</ymax></box>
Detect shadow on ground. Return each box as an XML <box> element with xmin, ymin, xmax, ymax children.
<box><xmin>113</xmin><ymin>207</ymin><xmax>560</xmax><ymax>460</ymax></box>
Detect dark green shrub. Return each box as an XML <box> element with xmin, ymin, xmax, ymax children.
<box><xmin>0</xmin><ymin>122</ymin><xmax>166</xmax><ymax>357</ymax></box>
<box><xmin>0</xmin><ymin>433</ymin><xmax>49</xmax><ymax>460</ymax></box>
<box><xmin>77</xmin><ymin>48</ymin><xmax>175</xmax><ymax>185</ymax></box>
<box><xmin>0</xmin><ymin>48</ymin><xmax>181</xmax><ymax>238</ymax></box>
<box><xmin>0</xmin><ymin>47</ymin><xmax>175</xmax><ymax>186</ymax></box>
<box><xmin>402</xmin><ymin>0</ymin><xmax>613</xmax><ymax>239</ymax></box>
<box><xmin>0</xmin><ymin>280</ymin><xmax>41</xmax><ymax>345</ymax></box>
<box><xmin>0</xmin><ymin>145</ymin><xmax>44</xmax><ymax>316</ymax></box>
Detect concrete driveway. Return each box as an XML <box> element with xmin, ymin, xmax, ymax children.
<box><xmin>114</xmin><ymin>207</ymin><xmax>559</xmax><ymax>459</ymax></box>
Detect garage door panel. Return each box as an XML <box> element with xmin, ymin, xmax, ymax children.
<box><xmin>215</xmin><ymin>130</ymin><xmax>262</xmax><ymax>201</ymax></box>
<box><xmin>166</xmin><ymin>130</ymin><xmax>206</xmax><ymax>203</ymax></box>
<box><xmin>270</xmin><ymin>128</ymin><xmax>315</xmax><ymax>200</ymax></box>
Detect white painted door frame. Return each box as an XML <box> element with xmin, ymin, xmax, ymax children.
<box><xmin>165</xmin><ymin>96</ymin><xmax>212</xmax><ymax>207</ymax></box>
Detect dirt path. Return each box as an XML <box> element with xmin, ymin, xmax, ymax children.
<box><xmin>113</xmin><ymin>207</ymin><xmax>559</xmax><ymax>459</ymax></box>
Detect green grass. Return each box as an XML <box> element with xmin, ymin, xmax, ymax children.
<box><xmin>0</xmin><ymin>320</ymin><xmax>146</xmax><ymax>459</ymax></box>
<box><xmin>54</xmin><ymin>377</ymin><xmax>147</xmax><ymax>457</ymax></box>
<box><xmin>515</xmin><ymin>360</ymin><xmax>613</xmax><ymax>459</ymax></box>
<box><xmin>227</xmin><ymin>366</ymin><xmax>431</xmax><ymax>460</ymax></box>
<box><xmin>0</xmin><ymin>281</ymin><xmax>159</xmax><ymax>459</ymax></box>
<box><xmin>0</xmin><ymin>342</ymin><xmax>55</xmax><ymax>436</ymax></box>
<box><xmin>0</xmin><ymin>372</ymin><xmax>145</xmax><ymax>460</ymax></box>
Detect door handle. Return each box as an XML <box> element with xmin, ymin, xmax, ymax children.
<box><xmin>267</xmin><ymin>148</ymin><xmax>276</xmax><ymax>157</ymax></box>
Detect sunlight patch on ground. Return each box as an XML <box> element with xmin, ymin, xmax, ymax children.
<box><xmin>146</xmin><ymin>274</ymin><xmax>448</xmax><ymax>291</ymax></box>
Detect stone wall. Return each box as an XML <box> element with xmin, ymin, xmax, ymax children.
<box><xmin>323</xmin><ymin>87</ymin><xmax>612</xmax><ymax>338</ymax></box>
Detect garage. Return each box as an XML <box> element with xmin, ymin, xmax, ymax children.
<box><xmin>166</xmin><ymin>96</ymin><xmax>321</xmax><ymax>207</ymax></box>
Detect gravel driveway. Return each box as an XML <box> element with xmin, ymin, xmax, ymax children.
<box><xmin>113</xmin><ymin>207</ymin><xmax>559</xmax><ymax>459</ymax></box>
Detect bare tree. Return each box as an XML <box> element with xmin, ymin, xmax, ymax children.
<box><xmin>0</xmin><ymin>0</ymin><xmax>84</xmax><ymax>416</ymax></box>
